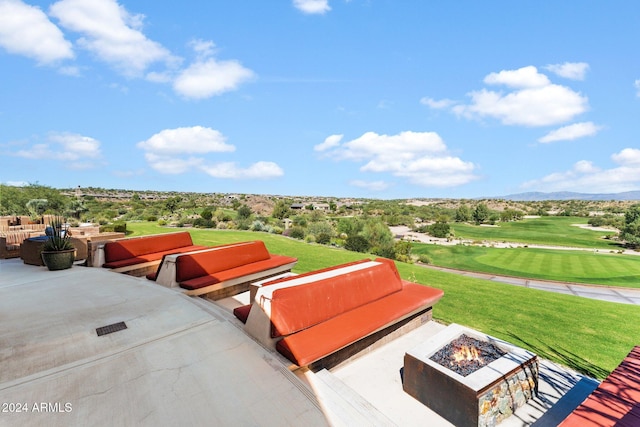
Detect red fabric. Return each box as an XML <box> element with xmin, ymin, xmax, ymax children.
<box><xmin>178</xmin><ymin>255</ymin><xmax>296</xmax><ymax>290</ymax></box>
<box><xmin>560</xmin><ymin>346</ymin><xmax>640</xmax><ymax>427</ymax></box>
<box><xmin>175</xmin><ymin>241</ymin><xmax>272</xmax><ymax>282</ymax></box>
<box><xmin>261</xmin><ymin>259</ymin><xmax>373</xmax><ymax>287</ymax></box>
<box><xmin>103</xmin><ymin>232</ymin><xmax>194</xmax><ymax>264</ymax></box>
<box><xmin>233</xmin><ymin>304</ymin><xmax>252</xmax><ymax>324</ymax></box>
<box><xmin>103</xmin><ymin>245</ymin><xmax>205</xmax><ymax>268</ymax></box>
<box><xmin>275</xmin><ymin>282</ymin><xmax>444</xmax><ymax>366</ymax></box>
<box><xmin>269</xmin><ymin>259</ymin><xmax>403</xmax><ymax>337</ymax></box>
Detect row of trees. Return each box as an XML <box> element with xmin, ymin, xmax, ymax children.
<box><xmin>3</xmin><ymin>185</ymin><xmax>640</xmax><ymax>251</ymax></box>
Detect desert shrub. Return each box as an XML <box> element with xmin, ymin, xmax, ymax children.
<box><xmin>270</xmin><ymin>226</ymin><xmax>283</xmax><ymax>234</ymax></box>
<box><xmin>428</xmin><ymin>221</ymin><xmax>450</xmax><ymax>238</ymax></box>
<box><xmin>316</xmin><ymin>232</ymin><xmax>332</xmax><ymax>245</ymax></box>
<box><xmin>418</xmin><ymin>254</ymin><xmax>432</xmax><ymax>264</ymax></box>
<box><xmin>287</xmin><ymin>226</ymin><xmax>306</xmax><ymax>240</ymax></box>
<box><xmin>236</xmin><ymin>219</ymin><xmax>251</xmax><ymax>230</ymax></box>
<box><xmin>158</xmin><ymin>219</ymin><xmax>167</xmax><ymax>226</ymax></box>
<box><xmin>372</xmin><ymin>244</ymin><xmax>396</xmax><ymax>259</ymax></box>
<box><xmin>344</xmin><ymin>235</ymin><xmax>370</xmax><ymax>253</ymax></box>
<box><xmin>307</xmin><ymin>221</ymin><xmax>335</xmax><ymax>244</ymax></box>
<box><xmin>305</xmin><ymin>235</ymin><xmax>316</xmax><ymax>243</ymax></box>
<box><xmin>193</xmin><ymin>218</ymin><xmax>215</xmax><ymax>228</ymax></box>
<box><xmin>200</xmin><ymin>208</ymin><xmax>213</xmax><ymax>221</ymax></box>
<box><xmin>146</xmin><ymin>215</ymin><xmax>158</xmax><ymax>222</ymax></box>
<box><xmin>251</xmin><ymin>220</ymin><xmax>265</xmax><ymax>232</ymax></box>
<box><xmin>100</xmin><ymin>221</ymin><xmax>127</xmax><ymax>233</ymax></box>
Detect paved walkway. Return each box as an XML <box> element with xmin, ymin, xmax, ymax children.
<box><xmin>423</xmin><ymin>265</ymin><xmax>640</xmax><ymax>305</ymax></box>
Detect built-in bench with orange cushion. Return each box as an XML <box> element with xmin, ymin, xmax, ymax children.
<box><xmin>153</xmin><ymin>240</ymin><xmax>298</xmax><ymax>297</ymax></box>
<box><xmin>559</xmin><ymin>345</ymin><xmax>640</xmax><ymax>427</ymax></box>
<box><xmin>237</xmin><ymin>258</ymin><xmax>444</xmax><ymax>368</ymax></box>
<box><xmin>96</xmin><ymin>232</ymin><xmax>206</xmax><ymax>275</ymax></box>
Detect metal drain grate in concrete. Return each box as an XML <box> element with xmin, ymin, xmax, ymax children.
<box><xmin>96</xmin><ymin>321</ymin><xmax>127</xmax><ymax>336</ymax></box>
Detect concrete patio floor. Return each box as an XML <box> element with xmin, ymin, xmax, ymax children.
<box><xmin>0</xmin><ymin>259</ymin><xmax>598</xmax><ymax>426</ymax></box>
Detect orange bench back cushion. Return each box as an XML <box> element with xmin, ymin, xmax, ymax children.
<box><xmin>175</xmin><ymin>240</ymin><xmax>271</xmax><ymax>283</ymax></box>
<box><xmin>270</xmin><ymin>258</ymin><xmax>403</xmax><ymax>337</ymax></box>
<box><xmin>104</xmin><ymin>232</ymin><xmax>193</xmax><ymax>262</ymax></box>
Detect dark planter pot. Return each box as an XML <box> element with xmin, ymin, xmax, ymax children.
<box><xmin>41</xmin><ymin>249</ymin><xmax>76</xmax><ymax>271</ymax></box>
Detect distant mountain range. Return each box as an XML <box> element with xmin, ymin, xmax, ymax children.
<box><xmin>495</xmin><ymin>191</ymin><xmax>640</xmax><ymax>201</ymax></box>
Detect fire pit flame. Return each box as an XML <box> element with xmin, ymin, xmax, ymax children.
<box><xmin>452</xmin><ymin>345</ymin><xmax>482</xmax><ymax>363</ymax></box>
<box><xmin>430</xmin><ymin>334</ymin><xmax>507</xmax><ymax>376</ymax></box>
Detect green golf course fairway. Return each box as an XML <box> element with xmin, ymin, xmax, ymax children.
<box><xmin>411</xmin><ymin>244</ymin><xmax>640</xmax><ymax>287</ymax></box>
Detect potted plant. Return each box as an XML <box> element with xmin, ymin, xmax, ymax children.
<box><xmin>41</xmin><ymin>218</ymin><xmax>75</xmax><ymax>270</ymax></box>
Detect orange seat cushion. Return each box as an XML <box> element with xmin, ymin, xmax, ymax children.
<box><xmin>103</xmin><ymin>232</ymin><xmax>195</xmax><ymax>267</ymax></box>
<box><xmin>179</xmin><ymin>255</ymin><xmax>296</xmax><ymax>290</ymax></box>
<box><xmin>269</xmin><ymin>258</ymin><xmax>403</xmax><ymax>337</ymax></box>
<box><xmin>103</xmin><ymin>245</ymin><xmax>205</xmax><ymax>269</ymax></box>
<box><xmin>276</xmin><ymin>282</ymin><xmax>444</xmax><ymax>366</ymax></box>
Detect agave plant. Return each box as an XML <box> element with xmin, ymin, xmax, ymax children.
<box><xmin>43</xmin><ymin>218</ymin><xmax>74</xmax><ymax>251</ymax></box>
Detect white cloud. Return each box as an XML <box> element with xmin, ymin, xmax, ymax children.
<box><xmin>611</xmin><ymin>148</ymin><xmax>640</xmax><ymax>166</ymax></box>
<box><xmin>293</xmin><ymin>0</ymin><xmax>331</xmax><ymax>14</ymax></box>
<box><xmin>545</xmin><ymin>62</ymin><xmax>589</xmax><ymax>80</ymax></box>
<box><xmin>314</xmin><ymin>134</ymin><xmax>343</xmax><ymax>152</ymax></box>
<box><xmin>137</xmin><ymin>126</ymin><xmax>235</xmax><ymax>155</ymax></box>
<box><xmin>452</xmin><ymin>66</ymin><xmax>588</xmax><ymax>127</ymax></box>
<box><xmin>350</xmin><ymin>180</ymin><xmax>391</xmax><ymax>191</ymax></box>
<box><xmin>189</xmin><ymin>39</ymin><xmax>216</xmax><ymax>59</ymax></box>
<box><xmin>12</xmin><ymin>132</ymin><xmax>102</xmax><ymax>169</ymax></box>
<box><xmin>200</xmin><ymin>161</ymin><xmax>284</xmax><ymax>179</ymax></box>
<box><xmin>635</xmin><ymin>79</ymin><xmax>640</xmax><ymax>97</ymax></box>
<box><xmin>538</xmin><ymin>122</ymin><xmax>602</xmax><ymax>143</ymax></box>
<box><xmin>49</xmin><ymin>0</ymin><xmax>178</xmax><ymax>77</ymax></box>
<box><xmin>319</xmin><ymin>131</ymin><xmax>478</xmax><ymax>188</ymax></box>
<box><xmin>138</xmin><ymin>126</ymin><xmax>283</xmax><ymax>180</ymax></box>
<box><xmin>522</xmin><ymin>148</ymin><xmax>640</xmax><ymax>193</ymax></box>
<box><xmin>420</xmin><ymin>97</ymin><xmax>456</xmax><ymax>109</ymax></box>
<box><xmin>484</xmin><ymin>66</ymin><xmax>550</xmax><ymax>88</ymax></box>
<box><xmin>143</xmin><ymin>153</ymin><xmax>203</xmax><ymax>175</ymax></box>
<box><xmin>0</xmin><ymin>0</ymin><xmax>73</xmax><ymax>65</ymax></box>
<box><xmin>173</xmin><ymin>58</ymin><xmax>254</xmax><ymax>99</ymax></box>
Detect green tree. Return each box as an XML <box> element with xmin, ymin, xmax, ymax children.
<box><xmin>455</xmin><ymin>205</ymin><xmax>472</xmax><ymax>222</ymax></box>
<box><xmin>236</xmin><ymin>205</ymin><xmax>252</xmax><ymax>220</ymax></box>
<box><xmin>621</xmin><ymin>205</ymin><xmax>640</xmax><ymax>247</ymax></box>
<box><xmin>428</xmin><ymin>221</ymin><xmax>451</xmax><ymax>238</ymax></box>
<box><xmin>307</xmin><ymin>221</ymin><xmax>335</xmax><ymax>241</ymax></box>
<box><xmin>26</xmin><ymin>199</ymin><xmax>48</xmax><ymax>218</ymax></box>
<box><xmin>271</xmin><ymin>200</ymin><xmax>290</xmax><ymax>219</ymax></box>
<box><xmin>165</xmin><ymin>196</ymin><xmax>182</xmax><ymax>214</ymax></box>
<box><xmin>337</xmin><ymin>217</ymin><xmax>364</xmax><ymax>238</ymax></box>
<box><xmin>344</xmin><ymin>235</ymin><xmax>370</xmax><ymax>253</ymax></box>
<box><xmin>66</xmin><ymin>199</ymin><xmax>88</xmax><ymax>219</ymax></box>
<box><xmin>473</xmin><ymin>203</ymin><xmax>490</xmax><ymax>224</ymax></box>
<box><xmin>361</xmin><ymin>218</ymin><xmax>394</xmax><ymax>252</ymax></box>
<box><xmin>200</xmin><ymin>208</ymin><xmax>213</xmax><ymax>221</ymax></box>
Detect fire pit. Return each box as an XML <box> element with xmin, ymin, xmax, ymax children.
<box><xmin>430</xmin><ymin>333</ymin><xmax>507</xmax><ymax>377</ymax></box>
<box><xmin>403</xmin><ymin>324</ymin><xmax>538</xmax><ymax>427</ymax></box>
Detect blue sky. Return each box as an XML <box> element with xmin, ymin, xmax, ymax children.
<box><xmin>1</xmin><ymin>0</ymin><xmax>639</xmax><ymax>199</ymax></box>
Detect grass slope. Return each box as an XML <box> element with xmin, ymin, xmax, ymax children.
<box><xmin>127</xmin><ymin>222</ymin><xmax>640</xmax><ymax>379</ymax></box>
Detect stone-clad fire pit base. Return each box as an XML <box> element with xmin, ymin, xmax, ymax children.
<box><xmin>403</xmin><ymin>324</ymin><xmax>538</xmax><ymax>427</ymax></box>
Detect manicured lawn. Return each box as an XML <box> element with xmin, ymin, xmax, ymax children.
<box><xmin>411</xmin><ymin>244</ymin><xmax>640</xmax><ymax>287</ymax></box>
<box><xmin>127</xmin><ymin>222</ymin><xmax>640</xmax><ymax>379</ymax></box>
<box><xmin>451</xmin><ymin>216</ymin><xmax>621</xmax><ymax>249</ymax></box>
